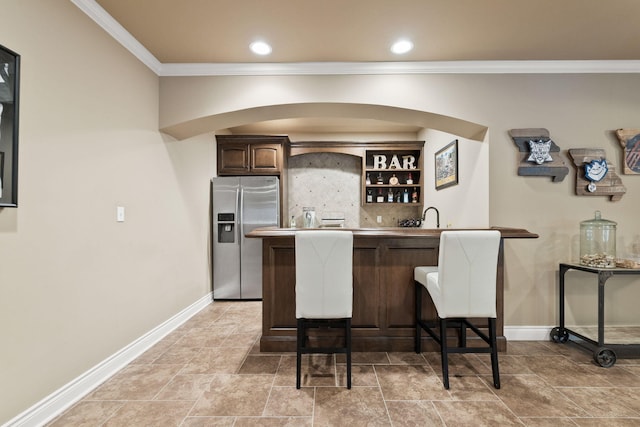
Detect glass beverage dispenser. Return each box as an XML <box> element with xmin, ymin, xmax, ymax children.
<box><xmin>580</xmin><ymin>210</ymin><xmax>617</xmax><ymax>268</ymax></box>
<box><xmin>303</xmin><ymin>207</ymin><xmax>316</xmax><ymax>228</ymax></box>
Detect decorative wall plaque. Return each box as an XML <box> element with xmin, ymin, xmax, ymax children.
<box><xmin>614</xmin><ymin>128</ymin><xmax>640</xmax><ymax>174</ymax></box>
<box><xmin>509</xmin><ymin>128</ymin><xmax>569</xmax><ymax>182</ymax></box>
<box><xmin>584</xmin><ymin>159</ymin><xmax>608</xmax><ymax>192</ymax></box>
<box><xmin>568</xmin><ymin>148</ymin><xmax>626</xmax><ymax>201</ymax></box>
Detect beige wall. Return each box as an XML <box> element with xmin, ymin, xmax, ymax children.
<box><xmin>0</xmin><ymin>1</ymin><xmax>213</xmax><ymax>423</ymax></box>
<box><xmin>419</xmin><ymin>129</ymin><xmax>490</xmax><ymax>229</ymax></box>
<box><xmin>161</xmin><ymin>73</ymin><xmax>640</xmax><ymax>330</ymax></box>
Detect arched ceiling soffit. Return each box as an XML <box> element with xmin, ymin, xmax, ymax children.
<box><xmin>160</xmin><ymin>103</ymin><xmax>488</xmax><ymax>142</ymax></box>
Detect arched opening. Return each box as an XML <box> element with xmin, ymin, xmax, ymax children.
<box><xmin>160</xmin><ymin>102</ymin><xmax>488</xmax><ymax>142</ymax></box>
<box><xmin>190</xmin><ymin>102</ymin><xmax>490</xmax><ymax>229</ymax></box>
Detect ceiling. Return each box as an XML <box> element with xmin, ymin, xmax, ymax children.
<box><xmin>93</xmin><ymin>0</ymin><xmax>640</xmax><ymax>64</ymax></box>
<box><xmin>82</xmin><ymin>0</ymin><xmax>640</xmax><ymax>135</ymax></box>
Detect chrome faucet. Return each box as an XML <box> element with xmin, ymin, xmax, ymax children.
<box><xmin>421</xmin><ymin>206</ymin><xmax>440</xmax><ymax>228</ymax></box>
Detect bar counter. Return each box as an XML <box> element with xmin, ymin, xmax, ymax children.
<box><xmin>247</xmin><ymin>227</ymin><xmax>538</xmax><ymax>352</ymax></box>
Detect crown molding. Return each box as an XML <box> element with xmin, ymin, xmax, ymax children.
<box><xmin>72</xmin><ymin>0</ymin><xmax>640</xmax><ymax>77</ymax></box>
<box><xmin>71</xmin><ymin>0</ymin><xmax>162</xmax><ymax>75</ymax></box>
<box><xmin>158</xmin><ymin>60</ymin><xmax>640</xmax><ymax>76</ymax></box>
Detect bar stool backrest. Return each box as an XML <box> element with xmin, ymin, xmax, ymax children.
<box><xmin>295</xmin><ymin>230</ymin><xmax>353</xmax><ymax>319</ymax></box>
<box><xmin>434</xmin><ymin>230</ymin><xmax>500</xmax><ymax>318</ymax></box>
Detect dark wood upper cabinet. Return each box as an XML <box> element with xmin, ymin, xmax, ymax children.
<box><xmin>250</xmin><ymin>144</ymin><xmax>282</xmax><ymax>173</ymax></box>
<box><xmin>216</xmin><ymin>135</ymin><xmax>287</xmax><ymax>175</ymax></box>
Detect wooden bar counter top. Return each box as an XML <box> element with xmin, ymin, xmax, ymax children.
<box><xmin>247</xmin><ymin>227</ymin><xmax>538</xmax><ymax>352</ymax></box>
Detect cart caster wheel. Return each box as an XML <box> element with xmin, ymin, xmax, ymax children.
<box><xmin>550</xmin><ymin>327</ymin><xmax>569</xmax><ymax>343</ymax></box>
<box><xmin>594</xmin><ymin>347</ymin><xmax>617</xmax><ymax>368</ymax></box>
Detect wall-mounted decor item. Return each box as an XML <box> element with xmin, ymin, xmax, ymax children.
<box><xmin>0</xmin><ymin>44</ymin><xmax>20</xmax><ymax>207</ymax></box>
<box><xmin>584</xmin><ymin>158</ymin><xmax>608</xmax><ymax>192</ymax></box>
<box><xmin>614</xmin><ymin>128</ymin><xmax>640</xmax><ymax>174</ymax></box>
<box><xmin>0</xmin><ymin>151</ymin><xmax>4</xmax><ymax>199</ymax></box>
<box><xmin>435</xmin><ymin>140</ymin><xmax>458</xmax><ymax>190</ymax></box>
<box><xmin>508</xmin><ymin>128</ymin><xmax>569</xmax><ymax>182</ymax></box>
<box><xmin>568</xmin><ymin>148</ymin><xmax>626</xmax><ymax>201</ymax></box>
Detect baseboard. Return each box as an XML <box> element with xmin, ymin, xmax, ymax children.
<box><xmin>3</xmin><ymin>292</ymin><xmax>213</xmax><ymax>427</ymax></box>
<box><xmin>4</xmin><ymin>315</ymin><xmax>553</xmax><ymax>426</ymax></box>
<box><xmin>504</xmin><ymin>325</ymin><xmax>554</xmax><ymax>341</ymax></box>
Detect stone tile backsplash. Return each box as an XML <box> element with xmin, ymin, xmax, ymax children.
<box><xmin>287</xmin><ymin>153</ymin><xmax>421</xmax><ymax>228</ymax></box>
<box><xmin>288</xmin><ymin>153</ymin><xmax>360</xmax><ymax>228</ymax></box>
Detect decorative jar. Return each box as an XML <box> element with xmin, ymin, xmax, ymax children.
<box><xmin>580</xmin><ymin>210</ymin><xmax>616</xmax><ymax>268</ymax></box>
<box><xmin>302</xmin><ymin>207</ymin><xmax>316</xmax><ymax>228</ymax></box>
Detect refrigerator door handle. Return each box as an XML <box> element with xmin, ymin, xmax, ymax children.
<box><xmin>238</xmin><ymin>187</ymin><xmax>243</xmax><ymax>242</ymax></box>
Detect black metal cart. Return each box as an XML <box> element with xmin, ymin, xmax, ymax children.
<box><xmin>551</xmin><ymin>262</ymin><xmax>640</xmax><ymax>367</ymax></box>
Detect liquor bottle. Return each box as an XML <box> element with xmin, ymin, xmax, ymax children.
<box><xmin>387</xmin><ymin>188</ymin><xmax>394</xmax><ymax>202</ymax></box>
<box><xmin>411</xmin><ymin>187</ymin><xmax>418</xmax><ymax>203</ymax></box>
<box><xmin>389</xmin><ymin>174</ymin><xmax>399</xmax><ymax>185</ymax></box>
<box><xmin>366</xmin><ymin>173</ymin><xmax>371</xmax><ymax>185</ymax></box>
<box><xmin>290</xmin><ymin>216</ymin><xmax>296</xmax><ymax>228</ymax></box>
<box><xmin>366</xmin><ymin>189</ymin><xmax>373</xmax><ymax>203</ymax></box>
<box><xmin>406</xmin><ymin>172</ymin><xmax>413</xmax><ymax>185</ymax></box>
<box><xmin>395</xmin><ymin>191</ymin><xmax>401</xmax><ymax>203</ymax></box>
<box><xmin>376</xmin><ymin>172</ymin><xmax>384</xmax><ymax>185</ymax></box>
<box><xmin>376</xmin><ymin>189</ymin><xmax>384</xmax><ymax>203</ymax></box>
<box><xmin>402</xmin><ymin>188</ymin><xmax>410</xmax><ymax>203</ymax></box>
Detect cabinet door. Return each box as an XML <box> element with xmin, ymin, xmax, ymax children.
<box><xmin>250</xmin><ymin>143</ymin><xmax>282</xmax><ymax>174</ymax></box>
<box><xmin>218</xmin><ymin>143</ymin><xmax>250</xmax><ymax>175</ymax></box>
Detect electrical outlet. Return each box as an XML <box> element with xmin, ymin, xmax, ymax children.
<box><xmin>376</xmin><ymin>215</ymin><xmax>382</xmax><ymax>223</ymax></box>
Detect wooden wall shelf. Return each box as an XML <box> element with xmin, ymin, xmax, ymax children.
<box><xmin>568</xmin><ymin>148</ymin><xmax>626</xmax><ymax>201</ymax></box>
<box><xmin>509</xmin><ymin>128</ymin><xmax>569</xmax><ymax>182</ymax></box>
<box><xmin>615</xmin><ymin>128</ymin><xmax>640</xmax><ymax>175</ymax></box>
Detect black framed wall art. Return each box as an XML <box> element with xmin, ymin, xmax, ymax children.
<box><xmin>435</xmin><ymin>139</ymin><xmax>458</xmax><ymax>190</ymax></box>
<box><xmin>0</xmin><ymin>44</ymin><xmax>20</xmax><ymax>207</ymax></box>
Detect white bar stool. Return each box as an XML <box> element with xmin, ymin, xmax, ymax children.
<box><xmin>295</xmin><ymin>230</ymin><xmax>353</xmax><ymax>389</ymax></box>
<box><xmin>414</xmin><ymin>230</ymin><xmax>501</xmax><ymax>389</ymax></box>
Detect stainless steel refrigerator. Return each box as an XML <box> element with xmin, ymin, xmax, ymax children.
<box><xmin>212</xmin><ymin>176</ymin><xmax>279</xmax><ymax>300</ymax></box>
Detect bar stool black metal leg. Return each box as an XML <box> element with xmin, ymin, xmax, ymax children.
<box><xmin>489</xmin><ymin>317</ymin><xmax>500</xmax><ymax>389</ymax></box>
<box><xmin>415</xmin><ymin>281</ymin><xmax>422</xmax><ymax>353</ymax></box>
<box><xmin>346</xmin><ymin>319</ymin><xmax>352</xmax><ymax>389</ymax></box>
<box><xmin>440</xmin><ymin>318</ymin><xmax>450</xmax><ymax>389</ymax></box>
<box><xmin>296</xmin><ymin>319</ymin><xmax>303</xmax><ymax>389</ymax></box>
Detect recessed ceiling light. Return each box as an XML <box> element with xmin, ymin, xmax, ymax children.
<box><xmin>391</xmin><ymin>39</ymin><xmax>414</xmax><ymax>55</ymax></box>
<box><xmin>250</xmin><ymin>41</ymin><xmax>272</xmax><ymax>55</ymax></box>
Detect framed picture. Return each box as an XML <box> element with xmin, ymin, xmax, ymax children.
<box><xmin>0</xmin><ymin>151</ymin><xmax>4</xmax><ymax>199</ymax></box>
<box><xmin>435</xmin><ymin>140</ymin><xmax>458</xmax><ymax>190</ymax></box>
<box><xmin>0</xmin><ymin>44</ymin><xmax>20</xmax><ymax>207</ymax></box>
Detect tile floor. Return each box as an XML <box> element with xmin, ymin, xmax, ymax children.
<box><xmin>47</xmin><ymin>301</ymin><xmax>640</xmax><ymax>426</ymax></box>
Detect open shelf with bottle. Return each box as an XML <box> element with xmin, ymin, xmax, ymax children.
<box><xmin>365</xmin><ymin>185</ymin><xmax>421</xmax><ymax>205</ymax></box>
<box><xmin>362</xmin><ymin>144</ymin><xmax>424</xmax><ymax>205</ymax></box>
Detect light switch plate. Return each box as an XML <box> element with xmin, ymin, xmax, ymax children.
<box><xmin>116</xmin><ymin>206</ymin><xmax>125</xmax><ymax>222</ymax></box>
